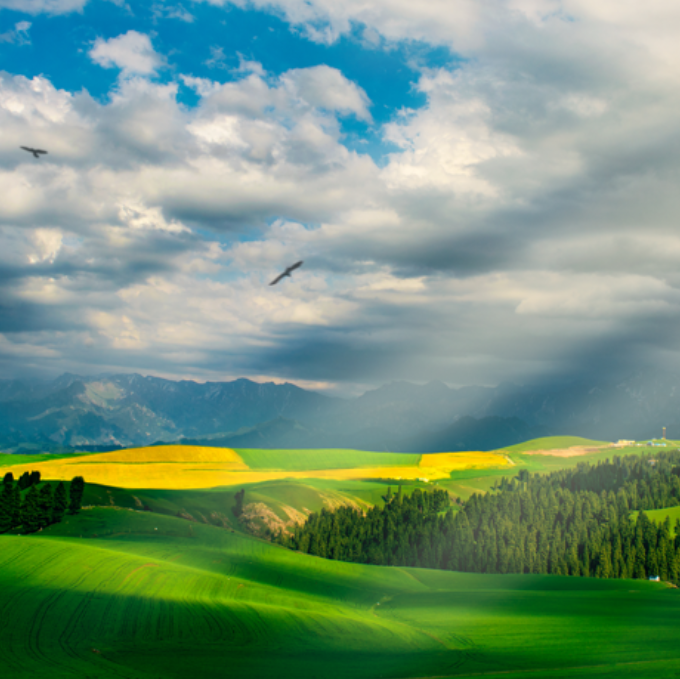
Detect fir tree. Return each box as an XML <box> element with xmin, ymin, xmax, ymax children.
<box><xmin>10</xmin><ymin>486</ymin><xmax>21</xmax><ymax>529</ymax></box>
<box><xmin>21</xmin><ymin>486</ymin><xmax>40</xmax><ymax>533</ymax></box>
<box><xmin>232</xmin><ymin>488</ymin><xmax>245</xmax><ymax>517</ymax></box>
<box><xmin>68</xmin><ymin>476</ymin><xmax>85</xmax><ymax>514</ymax></box>
<box><xmin>36</xmin><ymin>484</ymin><xmax>54</xmax><ymax>530</ymax></box>
<box><xmin>0</xmin><ymin>482</ymin><xmax>12</xmax><ymax>532</ymax></box>
<box><xmin>52</xmin><ymin>482</ymin><xmax>67</xmax><ymax>524</ymax></box>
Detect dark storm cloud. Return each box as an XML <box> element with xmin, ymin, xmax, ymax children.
<box><xmin>0</xmin><ymin>300</ymin><xmax>79</xmax><ymax>333</ymax></box>
<box><xmin>0</xmin><ymin>224</ymin><xmax>201</xmax><ymax>287</ymax></box>
<box><xmin>239</xmin><ymin>330</ymin><xmax>419</xmax><ymax>382</ymax></box>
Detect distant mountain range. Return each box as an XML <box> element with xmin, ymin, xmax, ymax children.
<box><xmin>0</xmin><ymin>371</ymin><xmax>677</xmax><ymax>453</ymax></box>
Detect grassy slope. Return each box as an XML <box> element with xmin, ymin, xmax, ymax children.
<box><xmin>78</xmin><ymin>478</ymin><xmax>398</xmax><ymax>537</ymax></box>
<box><xmin>499</xmin><ymin>438</ymin><xmax>672</xmax><ymax>475</ymax></box>
<box><xmin>0</xmin><ymin>452</ymin><xmax>88</xmax><ymax>467</ymax></box>
<box><xmin>1</xmin><ymin>508</ymin><xmax>680</xmax><ymax>678</ymax></box>
<box><xmin>640</xmin><ymin>506</ymin><xmax>680</xmax><ymax>535</ymax></box>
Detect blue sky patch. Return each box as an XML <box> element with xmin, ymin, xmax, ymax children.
<box><xmin>0</xmin><ymin>0</ymin><xmax>459</xmax><ymax>164</ymax></box>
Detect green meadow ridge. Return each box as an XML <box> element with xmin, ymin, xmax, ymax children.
<box><xmin>3</xmin><ymin>440</ymin><xmax>680</xmax><ymax>678</ymax></box>
<box><xmin>283</xmin><ymin>450</ymin><xmax>680</xmax><ymax>582</ymax></box>
<box><xmin>2</xmin><ymin>507</ymin><xmax>680</xmax><ymax>679</ymax></box>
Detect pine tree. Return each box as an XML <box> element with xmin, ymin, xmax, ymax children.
<box><xmin>232</xmin><ymin>488</ymin><xmax>245</xmax><ymax>517</ymax></box>
<box><xmin>10</xmin><ymin>486</ymin><xmax>21</xmax><ymax>529</ymax></box>
<box><xmin>21</xmin><ymin>486</ymin><xmax>40</xmax><ymax>533</ymax></box>
<box><xmin>18</xmin><ymin>471</ymin><xmax>30</xmax><ymax>491</ymax></box>
<box><xmin>52</xmin><ymin>482</ymin><xmax>67</xmax><ymax>524</ymax></box>
<box><xmin>633</xmin><ymin>538</ymin><xmax>647</xmax><ymax>579</ymax></box>
<box><xmin>0</xmin><ymin>482</ymin><xmax>12</xmax><ymax>532</ymax></box>
<box><xmin>596</xmin><ymin>544</ymin><xmax>612</xmax><ymax>578</ymax></box>
<box><xmin>671</xmin><ymin>551</ymin><xmax>680</xmax><ymax>583</ymax></box>
<box><xmin>68</xmin><ymin>476</ymin><xmax>85</xmax><ymax>514</ymax></box>
<box><xmin>37</xmin><ymin>484</ymin><xmax>54</xmax><ymax>530</ymax></box>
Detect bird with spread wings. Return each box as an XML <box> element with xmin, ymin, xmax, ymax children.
<box><xmin>269</xmin><ymin>261</ymin><xmax>303</xmax><ymax>286</ymax></box>
<box><xmin>20</xmin><ymin>146</ymin><xmax>48</xmax><ymax>159</ymax></box>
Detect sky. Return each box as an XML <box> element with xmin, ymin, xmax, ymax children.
<box><xmin>2</xmin><ymin>0</ymin><xmax>680</xmax><ymax>396</ymax></box>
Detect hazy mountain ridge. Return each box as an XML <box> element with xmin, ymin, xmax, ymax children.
<box><xmin>0</xmin><ymin>371</ymin><xmax>676</xmax><ymax>453</ymax></box>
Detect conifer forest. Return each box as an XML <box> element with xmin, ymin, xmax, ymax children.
<box><xmin>281</xmin><ymin>452</ymin><xmax>680</xmax><ymax>581</ymax></box>
<box><xmin>0</xmin><ymin>472</ymin><xmax>85</xmax><ymax>534</ymax></box>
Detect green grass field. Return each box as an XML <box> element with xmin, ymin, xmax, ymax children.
<box><xmin>641</xmin><ymin>505</ymin><xmax>680</xmax><ymax>535</ymax></box>
<box><xmin>75</xmin><ymin>478</ymin><xmax>404</xmax><ymax>539</ymax></box>
<box><xmin>496</xmin><ymin>437</ymin><xmax>675</xmax><ymax>476</ymax></box>
<box><xmin>0</xmin><ymin>452</ymin><xmax>87</xmax><ymax>467</ymax></box>
<box><xmin>4</xmin><ymin>439</ymin><xmax>680</xmax><ymax>678</ymax></box>
<box><xmin>2</xmin><ymin>508</ymin><xmax>680</xmax><ymax>678</ymax></box>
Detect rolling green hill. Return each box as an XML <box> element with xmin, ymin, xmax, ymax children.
<box><xmin>2</xmin><ymin>507</ymin><xmax>680</xmax><ymax>678</ymax></box>
<box><xmin>78</xmin><ymin>478</ymin><xmax>394</xmax><ymax>537</ymax></box>
<box><xmin>4</xmin><ymin>438</ymin><xmax>674</xmax><ymax>531</ymax></box>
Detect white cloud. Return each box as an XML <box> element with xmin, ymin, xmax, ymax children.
<box><xmin>234</xmin><ymin>55</ymin><xmax>266</xmax><ymax>77</ymax></box>
<box><xmin>204</xmin><ymin>45</ymin><xmax>228</xmax><ymax>69</ymax></box>
<box><xmin>89</xmin><ymin>31</ymin><xmax>163</xmax><ymax>77</ymax></box>
<box><xmin>0</xmin><ymin>73</ymin><xmax>74</xmax><ymax>124</ymax></box>
<box><xmin>0</xmin><ymin>21</ymin><xmax>32</xmax><ymax>45</ymax></box>
<box><xmin>7</xmin><ymin>2</ymin><xmax>680</xmax><ymax>386</ymax></box>
<box><xmin>0</xmin><ymin>0</ymin><xmax>87</xmax><ymax>13</ymax></box>
<box><xmin>281</xmin><ymin>65</ymin><xmax>372</xmax><ymax>122</ymax></box>
<box><xmin>200</xmin><ymin>0</ymin><xmax>482</xmax><ymax>47</ymax></box>
<box><xmin>28</xmin><ymin>228</ymin><xmax>63</xmax><ymax>264</ymax></box>
<box><xmin>152</xmin><ymin>2</ymin><xmax>194</xmax><ymax>22</ymax></box>
<box><xmin>381</xmin><ymin>70</ymin><xmax>521</xmax><ymax>197</ymax></box>
<box><xmin>514</xmin><ymin>273</ymin><xmax>679</xmax><ymax>319</ymax></box>
<box><xmin>200</xmin><ymin>0</ymin><xmax>680</xmax><ymax>67</ymax></box>
<box><xmin>186</xmin><ymin>114</ymin><xmax>249</xmax><ymax>149</ymax></box>
<box><xmin>117</xmin><ymin>204</ymin><xmax>189</xmax><ymax>234</ymax></box>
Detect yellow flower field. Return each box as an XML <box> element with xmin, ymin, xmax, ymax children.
<box><xmin>3</xmin><ymin>446</ymin><xmax>511</xmax><ymax>489</ymax></box>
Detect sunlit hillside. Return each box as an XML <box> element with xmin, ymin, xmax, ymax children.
<box><xmin>2</xmin><ymin>508</ymin><xmax>680</xmax><ymax>679</ymax></box>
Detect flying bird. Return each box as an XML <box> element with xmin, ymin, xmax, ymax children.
<box><xmin>269</xmin><ymin>260</ymin><xmax>303</xmax><ymax>286</ymax></box>
<box><xmin>20</xmin><ymin>146</ymin><xmax>48</xmax><ymax>159</ymax></box>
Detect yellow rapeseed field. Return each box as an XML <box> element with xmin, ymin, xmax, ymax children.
<box><xmin>4</xmin><ymin>446</ymin><xmax>510</xmax><ymax>489</ymax></box>
<box><xmin>74</xmin><ymin>444</ymin><xmax>250</xmax><ymax>466</ymax></box>
<box><xmin>420</xmin><ymin>452</ymin><xmax>508</xmax><ymax>473</ymax></box>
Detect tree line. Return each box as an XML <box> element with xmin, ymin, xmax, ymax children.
<box><xmin>280</xmin><ymin>451</ymin><xmax>680</xmax><ymax>582</ymax></box>
<box><xmin>0</xmin><ymin>471</ymin><xmax>85</xmax><ymax>534</ymax></box>
<box><xmin>278</xmin><ymin>486</ymin><xmax>452</xmax><ymax>566</ymax></box>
